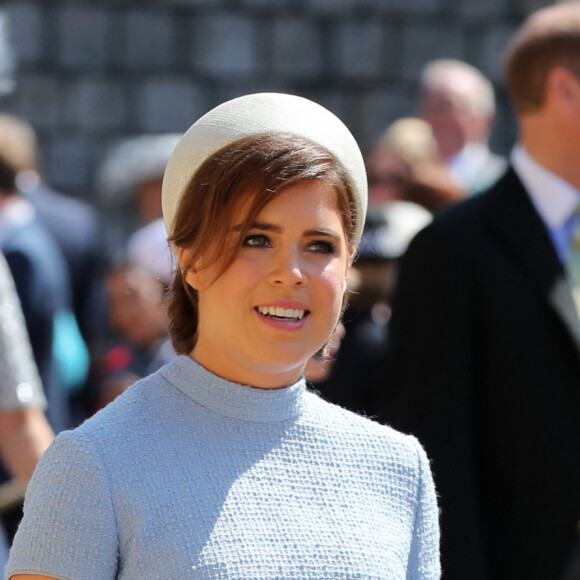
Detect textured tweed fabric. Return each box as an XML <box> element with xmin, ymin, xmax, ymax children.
<box><xmin>7</xmin><ymin>355</ymin><xmax>440</xmax><ymax>579</ymax></box>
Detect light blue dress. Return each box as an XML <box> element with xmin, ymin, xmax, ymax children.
<box><xmin>7</xmin><ymin>355</ymin><xmax>440</xmax><ymax>579</ymax></box>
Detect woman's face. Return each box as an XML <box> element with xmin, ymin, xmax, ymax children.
<box><xmin>180</xmin><ymin>179</ymin><xmax>353</xmax><ymax>389</ymax></box>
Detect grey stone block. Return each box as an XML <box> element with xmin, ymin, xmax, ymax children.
<box><xmin>213</xmin><ymin>80</ymin><xmax>279</xmax><ymax>106</ymax></box>
<box><xmin>64</xmin><ymin>78</ymin><xmax>128</xmax><ymax>132</ymax></box>
<box><xmin>125</xmin><ymin>10</ymin><xmax>175</xmax><ymax>68</ymax></box>
<box><xmin>308</xmin><ymin>0</ymin><xmax>360</xmax><ymax>16</ymax></box>
<box><xmin>398</xmin><ymin>0</ymin><xmax>445</xmax><ymax>14</ymax></box>
<box><xmin>401</xmin><ymin>23</ymin><xmax>466</xmax><ymax>81</ymax></box>
<box><xmin>57</xmin><ymin>7</ymin><xmax>108</xmax><ymax>68</ymax></box>
<box><xmin>457</xmin><ymin>0</ymin><xmax>508</xmax><ymax>22</ymax></box>
<box><xmin>159</xmin><ymin>0</ymin><xmax>217</xmax><ymax>6</ymax></box>
<box><xmin>191</xmin><ymin>14</ymin><xmax>260</xmax><ymax>77</ymax></box>
<box><xmin>15</xmin><ymin>74</ymin><xmax>61</xmax><ymax>130</ymax></box>
<box><xmin>6</xmin><ymin>3</ymin><xmax>43</xmax><ymax>65</ymax></box>
<box><xmin>239</xmin><ymin>0</ymin><xmax>294</xmax><ymax>9</ymax></box>
<box><xmin>46</xmin><ymin>134</ymin><xmax>93</xmax><ymax>192</ymax></box>
<box><xmin>512</xmin><ymin>0</ymin><xmax>552</xmax><ymax>18</ymax></box>
<box><xmin>270</xmin><ymin>18</ymin><xmax>323</xmax><ymax>80</ymax></box>
<box><xmin>472</xmin><ymin>25</ymin><xmax>517</xmax><ymax>84</ymax></box>
<box><xmin>137</xmin><ymin>77</ymin><xmax>207</xmax><ymax>133</ymax></box>
<box><xmin>330</xmin><ymin>20</ymin><xmax>394</xmax><ymax>81</ymax></box>
<box><xmin>360</xmin><ymin>0</ymin><xmax>444</xmax><ymax>15</ymax></box>
<box><xmin>354</xmin><ymin>87</ymin><xmax>414</xmax><ymax>150</ymax></box>
<box><xmin>312</xmin><ymin>91</ymin><xmax>350</xmax><ymax>125</ymax></box>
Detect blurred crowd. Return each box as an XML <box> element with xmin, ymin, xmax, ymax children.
<box><xmin>2</xmin><ymin>2</ymin><xmax>580</xmax><ymax>579</ymax></box>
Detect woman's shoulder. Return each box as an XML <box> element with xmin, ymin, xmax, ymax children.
<box><xmin>68</xmin><ymin>367</ymin><xmax>177</xmax><ymax>445</ymax></box>
<box><xmin>303</xmin><ymin>390</ymin><xmax>427</xmax><ymax>466</ymax></box>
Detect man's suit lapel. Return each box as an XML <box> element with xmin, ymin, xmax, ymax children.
<box><xmin>487</xmin><ymin>167</ymin><xmax>580</xmax><ymax>355</ymax></box>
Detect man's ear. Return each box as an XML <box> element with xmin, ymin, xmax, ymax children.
<box><xmin>178</xmin><ymin>247</ymin><xmax>200</xmax><ymax>290</ymax></box>
<box><xmin>548</xmin><ymin>67</ymin><xmax>580</xmax><ymax>111</ymax></box>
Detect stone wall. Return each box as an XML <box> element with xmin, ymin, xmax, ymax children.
<box><xmin>0</xmin><ymin>0</ymin><xmax>552</xmax><ymax>200</ymax></box>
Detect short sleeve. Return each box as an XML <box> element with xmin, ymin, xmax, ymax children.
<box><xmin>6</xmin><ymin>431</ymin><xmax>119</xmax><ymax>580</ymax></box>
<box><xmin>407</xmin><ymin>438</ymin><xmax>441</xmax><ymax>580</ymax></box>
<box><xmin>0</xmin><ymin>253</ymin><xmax>46</xmax><ymax>412</ymax></box>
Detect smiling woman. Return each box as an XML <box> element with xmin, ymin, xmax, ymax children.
<box><xmin>7</xmin><ymin>93</ymin><xmax>441</xmax><ymax>580</ymax></box>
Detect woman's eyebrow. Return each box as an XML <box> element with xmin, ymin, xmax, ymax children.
<box><xmin>232</xmin><ymin>223</ymin><xmax>342</xmax><ymax>240</ymax></box>
<box><xmin>232</xmin><ymin>222</ymin><xmax>281</xmax><ymax>233</ymax></box>
<box><xmin>304</xmin><ymin>228</ymin><xmax>342</xmax><ymax>240</ymax></box>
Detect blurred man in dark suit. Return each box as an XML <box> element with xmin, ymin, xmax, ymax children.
<box><xmin>384</xmin><ymin>4</ymin><xmax>580</xmax><ymax>579</ymax></box>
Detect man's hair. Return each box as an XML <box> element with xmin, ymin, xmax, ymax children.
<box><xmin>420</xmin><ymin>59</ymin><xmax>496</xmax><ymax>118</ymax></box>
<box><xmin>0</xmin><ymin>114</ymin><xmax>37</xmax><ymax>173</ymax></box>
<box><xmin>504</xmin><ymin>2</ymin><xmax>580</xmax><ymax>115</ymax></box>
<box><xmin>0</xmin><ymin>114</ymin><xmax>36</xmax><ymax>194</ymax></box>
<box><xmin>167</xmin><ymin>132</ymin><xmax>355</xmax><ymax>356</ymax></box>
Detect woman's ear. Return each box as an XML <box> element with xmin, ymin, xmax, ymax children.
<box><xmin>178</xmin><ymin>247</ymin><xmax>200</xmax><ymax>290</ymax></box>
<box><xmin>344</xmin><ymin>245</ymin><xmax>356</xmax><ymax>288</ymax></box>
<box><xmin>346</xmin><ymin>245</ymin><xmax>356</xmax><ymax>270</ymax></box>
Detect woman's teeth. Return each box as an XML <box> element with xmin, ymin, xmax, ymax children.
<box><xmin>257</xmin><ymin>306</ymin><xmax>306</xmax><ymax>320</ymax></box>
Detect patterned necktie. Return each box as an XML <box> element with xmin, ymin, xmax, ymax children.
<box><xmin>566</xmin><ymin>210</ymin><xmax>580</xmax><ymax>316</ymax></box>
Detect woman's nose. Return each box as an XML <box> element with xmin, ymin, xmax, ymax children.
<box><xmin>268</xmin><ymin>247</ymin><xmax>307</xmax><ymax>287</ymax></box>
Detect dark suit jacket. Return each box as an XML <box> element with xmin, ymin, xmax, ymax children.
<box><xmin>2</xmin><ymin>217</ymin><xmax>75</xmax><ymax>433</ymax></box>
<box><xmin>383</xmin><ymin>168</ymin><xmax>580</xmax><ymax>579</ymax></box>
<box><xmin>25</xmin><ymin>183</ymin><xmax>105</xmax><ymax>345</ymax></box>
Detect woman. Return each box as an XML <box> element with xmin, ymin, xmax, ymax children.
<box><xmin>7</xmin><ymin>93</ymin><xmax>440</xmax><ymax>579</ymax></box>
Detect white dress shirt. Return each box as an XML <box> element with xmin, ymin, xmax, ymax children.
<box><xmin>511</xmin><ymin>144</ymin><xmax>580</xmax><ymax>264</ymax></box>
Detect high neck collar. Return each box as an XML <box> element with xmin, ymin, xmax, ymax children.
<box><xmin>159</xmin><ymin>355</ymin><xmax>307</xmax><ymax>423</ymax></box>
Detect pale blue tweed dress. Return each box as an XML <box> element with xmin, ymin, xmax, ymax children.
<box><xmin>7</xmin><ymin>355</ymin><xmax>440</xmax><ymax>579</ymax></box>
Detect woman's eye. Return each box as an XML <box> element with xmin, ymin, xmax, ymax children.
<box><xmin>308</xmin><ymin>240</ymin><xmax>336</xmax><ymax>254</ymax></box>
<box><xmin>243</xmin><ymin>234</ymin><xmax>270</xmax><ymax>248</ymax></box>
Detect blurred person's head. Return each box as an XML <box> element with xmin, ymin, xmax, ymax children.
<box><xmin>106</xmin><ymin>264</ymin><xmax>169</xmax><ymax>351</ymax></box>
<box><xmin>0</xmin><ymin>114</ymin><xmax>44</xmax><ymax>194</ymax></box>
<box><xmin>504</xmin><ymin>1</ymin><xmax>580</xmax><ymax>188</ymax></box>
<box><xmin>505</xmin><ymin>2</ymin><xmax>580</xmax><ymax>116</ymax></box>
<box><xmin>350</xmin><ymin>202</ymin><xmax>432</xmax><ymax>308</ymax></box>
<box><xmin>367</xmin><ymin>118</ymin><xmax>437</xmax><ymax>206</ymax></box>
<box><xmin>98</xmin><ymin>134</ymin><xmax>182</xmax><ymax>225</ymax></box>
<box><xmin>0</xmin><ymin>115</ymin><xmax>37</xmax><ymax>173</ymax></box>
<box><xmin>419</xmin><ymin>59</ymin><xmax>497</xmax><ymax>160</ymax></box>
<box><xmin>367</xmin><ymin>118</ymin><xmax>463</xmax><ymax>212</ymax></box>
<box><xmin>126</xmin><ymin>219</ymin><xmax>175</xmax><ymax>286</ymax></box>
<box><xmin>0</xmin><ymin>118</ymin><xmax>25</xmax><ymax>200</ymax></box>
<box><xmin>366</xmin><ymin>145</ymin><xmax>412</xmax><ymax>206</ymax></box>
